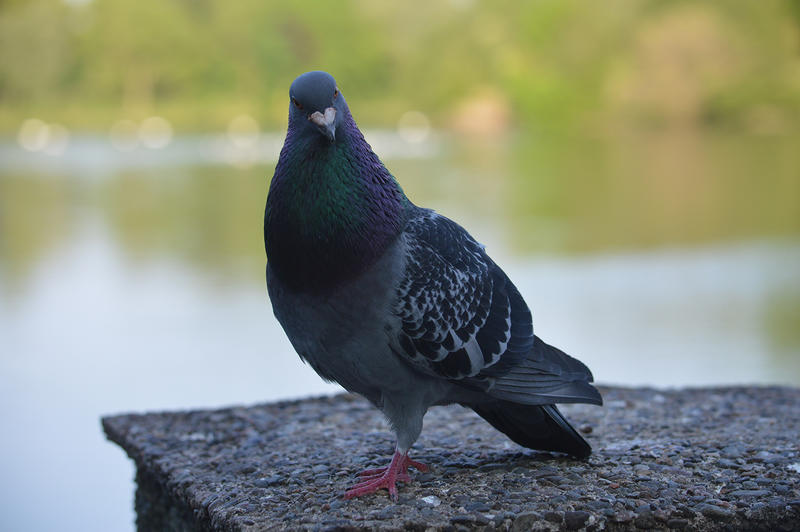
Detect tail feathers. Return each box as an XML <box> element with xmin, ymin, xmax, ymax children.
<box><xmin>486</xmin><ymin>336</ymin><xmax>603</xmax><ymax>407</ymax></box>
<box><xmin>490</xmin><ymin>379</ymin><xmax>602</xmax><ymax>406</ymax></box>
<box><xmin>470</xmin><ymin>400</ymin><xmax>592</xmax><ymax>459</ymax></box>
<box><xmin>531</xmin><ymin>335</ymin><xmax>595</xmax><ymax>381</ymax></box>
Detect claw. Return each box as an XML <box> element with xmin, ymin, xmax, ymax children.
<box><xmin>344</xmin><ymin>450</ymin><xmax>428</xmax><ymax>500</ymax></box>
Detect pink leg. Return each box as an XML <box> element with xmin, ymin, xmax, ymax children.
<box><xmin>344</xmin><ymin>450</ymin><xmax>429</xmax><ymax>501</ymax></box>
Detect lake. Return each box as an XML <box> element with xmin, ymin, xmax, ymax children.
<box><xmin>0</xmin><ymin>129</ymin><xmax>798</xmax><ymax>531</ymax></box>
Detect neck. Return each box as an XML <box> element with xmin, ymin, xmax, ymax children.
<box><xmin>265</xmin><ymin>111</ymin><xmax>407</xmax><ymax>293</ymax></box>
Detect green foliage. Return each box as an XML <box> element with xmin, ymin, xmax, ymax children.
<box><xmin>0</xmin><ymin>0</ymin><xmax>798</xmax><ymax>132</ymax></box>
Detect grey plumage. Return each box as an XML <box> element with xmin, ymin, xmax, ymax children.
<box><xmin>264</xmin><ymin>71</ymin><xmax>602</xmax><ymax>499</ymax></box>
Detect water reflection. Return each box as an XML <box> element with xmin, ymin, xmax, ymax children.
<box><xmin>1</xmin><ymin>130</ymin><xmax>798</xmax><ymax>357</ymax></box>
<box><xmin>100</xmin><ymin>166</ymin><xmax>267</xmax><ymax>283</ymax></box>
<box><xmin>0</xmin><ymin>173</ymin><xmax>77</xmax><ymax>296</ymax></box>
<box><xmin>508</xmin><ymin>130</ymin><xmax>800</xmax><ymax>252</ymax></box>
<box><xmin>0</xmin><ymin>130</ymin><xmax>798</xmax><ymax>532</ymax></box>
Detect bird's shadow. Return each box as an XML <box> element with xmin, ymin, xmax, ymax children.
<box><xmin>416</xmin><ymin>448</ymin><xmax>582</xmax><ymax>474</ymax></box>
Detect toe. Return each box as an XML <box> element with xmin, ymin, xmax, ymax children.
<box><xmin>358</xmin><ymin>467</ymin><xmax>387</xmax><ymax>477</ymax></box>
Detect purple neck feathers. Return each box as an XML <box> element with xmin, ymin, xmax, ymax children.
<box><xmin>264</xmin><ymin>109</ymin><xmax>408</xmax><ymax>293</ymax></box>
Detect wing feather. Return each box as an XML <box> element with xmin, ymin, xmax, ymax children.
<box><xmin>391</xmin><ymin>210</ymin><xmax>532</xmax><ymax>379</ymax></box>
<box><xmin>389</xmin><ymin>208</ymin><xmax>601</xmax><ymax>408</ymax></box>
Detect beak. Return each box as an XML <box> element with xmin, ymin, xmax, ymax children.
<box><xmin>308</xmin><ymin>107</ymin><xmax>337</xmax><ymax>141</ymax></box>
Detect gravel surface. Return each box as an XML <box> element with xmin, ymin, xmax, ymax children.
<box><xmin>103</xmin><ymin>386</ymin><xmax>800</xmax><ymax>531</ymax></box>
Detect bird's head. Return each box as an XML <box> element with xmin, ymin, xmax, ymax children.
<box><xmin>288</xmin><ymin>71</ymin><xmax>345</xmax><ymax>143</ymax></box>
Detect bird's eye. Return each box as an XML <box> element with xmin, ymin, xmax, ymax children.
<box><xmin>333</xmin><ymin>88</ymin><xmax>339</xmax><ymax>99</ymax></box>
<box><xmin>291</xmin><ymin>97</ymin><xmax>303</xmax><ymax>110</ymax></box>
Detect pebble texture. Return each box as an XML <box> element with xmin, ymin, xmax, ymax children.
<box><xmin>102</xmin><ymin>386</ymin><xmax>800</xmax><ymax>531</ymax></box>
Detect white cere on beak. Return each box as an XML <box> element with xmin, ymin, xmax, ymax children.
<box><xmin>309</xmin><ymin>107</ymin><xmax>336</xmax><ymax>128</ymax></box>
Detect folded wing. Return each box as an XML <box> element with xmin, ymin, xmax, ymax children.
<box><xmin>392</xmin><ymin>209</ymin><xmax>600</xmax><ymax>407</ymax></box>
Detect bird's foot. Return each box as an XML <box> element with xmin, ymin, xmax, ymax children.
<box><xmin>357</xmin><ymin>455</ymin><xmax>428</xmax><ymax>479</ymax></box>
<box><xmin>345</xmin><ymin>451</ymin><xmax>428</xmax><ymax>501</ymax></box>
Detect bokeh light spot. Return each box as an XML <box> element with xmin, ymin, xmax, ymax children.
<box><xmin>139</xmin><ymin>116</ymin><xmax>173</xmax><ymax>149</ymax></box>
<box><xmin>227</xmin><ymin>114</ymin><xmax>260</xmax><ymax>149</ymax></box>
<box><xmin>17</xmin><ymin>119</ymin><xmax>50</xmax><ymax>152</ymax></box>
<box><xmin>224</xmin><ymin>114</ymin><xmax>261</xmax><ymax>168</ymax></box>
<box><xmin>109</xmin><ymin>120</ymin><xmax>139</xmax><ymax>151</ymax></box>
<box><xmin>397</xmin><ymin>111</ymin><xmax>431</xmax><ymax>144</ymax></box>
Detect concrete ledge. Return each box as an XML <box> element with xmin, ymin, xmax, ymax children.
<box><xmin>102</xmin><ymin>386</ymin><xmax>800</xmax><ymax>531</ymax></box>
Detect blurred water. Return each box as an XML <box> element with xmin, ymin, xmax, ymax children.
<box><xmin>0</xmin><ymin>132</ymin><xmax>798</xmax><ymax>531</ymax></box>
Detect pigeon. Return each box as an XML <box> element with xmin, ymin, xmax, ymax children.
<box><xmin>264</xmin><ymin>71</ymin><xmax>602</xmax><ymax>501</ymax></box>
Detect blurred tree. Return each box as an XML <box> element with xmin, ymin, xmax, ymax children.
<box><xmin>0</xmin><ymin>0</ymin><xmax>797</xmax><ymax>132</ymax></box>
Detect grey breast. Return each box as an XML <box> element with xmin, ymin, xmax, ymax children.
<box><xmin>267</xmin><ymin>237</ymin><xmax>413</xmax><ymax>402</ymax></box>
